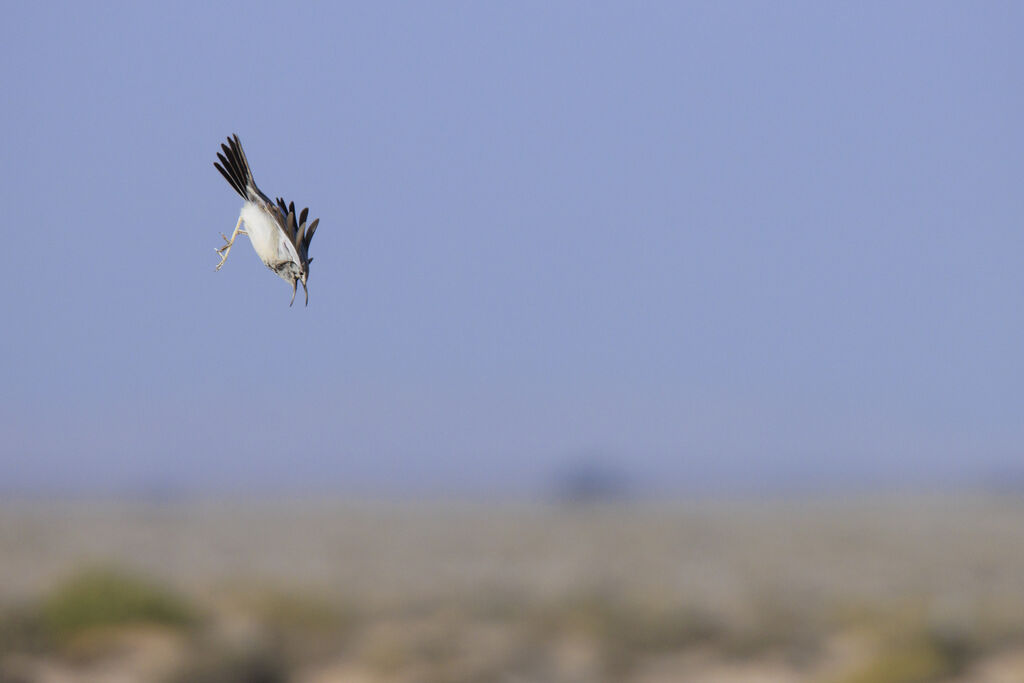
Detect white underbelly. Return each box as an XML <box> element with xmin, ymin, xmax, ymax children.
<box><xmin>240</xmin><ymin>202</ymin><xmax>289</xmax><ymax>267</ymax></box>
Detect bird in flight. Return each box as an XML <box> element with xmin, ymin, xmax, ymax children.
<box><xmin>213</xmin><ymin>134</ymin><xmax>320</xmax><ymax>306</ymax></box>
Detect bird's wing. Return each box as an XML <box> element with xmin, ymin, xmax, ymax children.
<box><xmin>214</xmin><ymin>134</ymin><xmax>270</xmax><ymax>203</ymax></box>
<box><xmin>273</xmin><ymin>198</ymin><xmax>319</xmax><ymax>264</ymax></box>
<box><xmin>266</xmin><ymin>199</ymin><xmax>302</xmax><ymax>265</ymax></box>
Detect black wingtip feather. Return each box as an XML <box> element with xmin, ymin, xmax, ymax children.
<box><xmin>221</xmin><ymin>144</ymin><xmax>245</xmax><ymax>187</ymax></box>
<box><xmin>232</xmin><ymin>134</ymin><xmax>252</xmax><ymax>178</ymax></box>
<box><xmin>214</xmin><ymin>160</ymin><xmax>244</xmax><ymax>197</ymax></box>
<box><xmin>214</xmin><ymin>135</ymin><xmax>257</xmax><ymax>200</ymax></box>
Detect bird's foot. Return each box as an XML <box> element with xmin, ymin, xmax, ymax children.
<box><xmin>215</xmin><ymin>236</ymin><xmax>236</xmax><ymax>270</ymax></box>
<box><xmin>214</xmin><ymin>220</ymin><xmax>246</xmax><ymax>271</ymax></box>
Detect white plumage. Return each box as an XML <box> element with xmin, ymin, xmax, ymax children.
<box><xmin>239</xmin><ymin>201</ymin><xmax>300</xmax><ymax>272</ymax></box>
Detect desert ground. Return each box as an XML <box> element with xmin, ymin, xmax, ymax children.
<box><xmin>2</xmin><ymin>493</ymin><xmax>1024</xmax><ymax>682</ymax></box>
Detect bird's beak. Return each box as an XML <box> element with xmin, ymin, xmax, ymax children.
<box><xmin>301</xmin><ymin>279</ymin><xmax>308</xmax><ymax>306</ymax></box>
<box><xmin>290</xmin><ymin>279</ymin><xmax>298</xmax><ymax>307</ymax></box>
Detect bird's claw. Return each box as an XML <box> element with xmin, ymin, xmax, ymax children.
<box><xmin>214</xmin><ymin>220</ymin><xmax>245</xmax><ymax>272</ymax></box>
<box><xmin>214</xmin><ymin>240</ymin><xmax>233</xmax><ymax>270</ymax></box>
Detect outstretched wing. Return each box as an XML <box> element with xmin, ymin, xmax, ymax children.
<box><xmin>213</xmin><ymin>134</ymin><xmax>269</xmax><ymax>203</ymax></box>
<box><xmin>274</xmin><ymin>197</ymin><xmax>319</xmax><ymax>265</ymax></box>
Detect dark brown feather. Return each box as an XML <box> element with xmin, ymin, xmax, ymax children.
<box><xmin>215</xmin><ymin>152</ymin><xmax>238</xmax><ymax>183</ymax></box>
<box><xmin>232</xmin><ymin>134</ymin><xmax>252</xmax><ymax>181</ymax></box>
<box><xmin>219</xmin><ymin>143</ymin><xmax>242</xmax><ymax>183</ymax></box>
<box><xmin>214</xmin><ymin>162</ymin><xmax>240</xmax><ymax>196</ymax></box>
<box><xmin>285</xmin><ymin>208</ymin><xmax>296</xmax><ymax>242</ymax></box>
<box><xmin>214</xmin><ymin>156</ymin><xmax>245</xmax><ymax>198</ymax></box>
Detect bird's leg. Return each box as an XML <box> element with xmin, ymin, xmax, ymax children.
<box><xmin>215</xmin><ymin>217</ymin><xmax>247</xmax><ymax>271</ymax></box>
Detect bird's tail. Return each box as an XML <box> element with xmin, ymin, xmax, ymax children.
<box><xmin>214</xmin><ymin>134</ymin><xmax>260</xmax><ymax>201</ymax></box>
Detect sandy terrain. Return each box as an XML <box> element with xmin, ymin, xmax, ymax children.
<box><xmin>2</xmin><ymin>493</ymin><xmax>1024</xmax><ymax>682</ymax></box>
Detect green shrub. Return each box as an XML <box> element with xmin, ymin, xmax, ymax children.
<box><xmin>832</xmin><ymin>641</ymin><xmax>949</xmax><ymax>683</ymax></box>
<box><xmin>41</xmin><ymin>567</ymin><xmax>195</xmax><ymax>638</ymax></box>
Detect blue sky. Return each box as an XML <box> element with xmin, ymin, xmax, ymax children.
<box><xmin>2</xmin><ymin>2</ymin><xmax>1022</xmax><ymax>495</ymax></box>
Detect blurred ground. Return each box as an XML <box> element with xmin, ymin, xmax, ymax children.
<box><xmin>2</xmin><ymin>493</ymin><xmax>1024</xmax><ymax>682</ymax></box>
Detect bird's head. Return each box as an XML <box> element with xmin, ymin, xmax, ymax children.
<box><xmin>296</xmin><ymin>258</ymin><xmax>312</xmax><ymax>307</ymax></box>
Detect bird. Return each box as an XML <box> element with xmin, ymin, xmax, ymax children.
<box><xmin>213</xmin><ymin>134</ymin><xmax>320</xmax><ymax>306</ymax></box>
